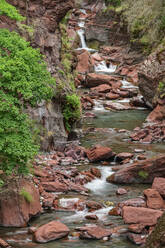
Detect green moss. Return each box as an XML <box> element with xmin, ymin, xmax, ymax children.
<box><xmin>86</xmin><ymin>40</ymin><xmax>100</xmax><ymax>50</ymax></box>
<box><xmin>138</xmin><ymin>170</ymin><xmax>149</xmax><ymax>179</ymax></box>
<box><xmin>0</xmin><ymin>0</ymin><xmax>25</xmax><ymax>21</ymax></box>
<box><xmin>20</xmin><ymin>188</ymin><xmax>33</xmax><ymax>203</ymax></box>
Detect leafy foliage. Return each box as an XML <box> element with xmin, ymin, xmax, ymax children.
<box><xmin>63</xmin><ymin>94</ymin><xmax>81</xmax><ymax>132</ymax></box>
<box><xmin>0</xmin><ymin>29</ymin><xmax>55</xmax><ymax>174</ymax></box>
<box><xmin>105</xmin><ymin>0</ymin><xmax>122</xmax><ymax>7</ymax></box>
<box><xmin>0</xmin><ymin>0</ymin><xmax>25</xmax><ymax>21</ymax></box>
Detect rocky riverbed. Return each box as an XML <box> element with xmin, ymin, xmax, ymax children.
<box><xmin>0</xmin><ymin>2</ymin><xmax>165</xmax><ymax>248</ymax></box>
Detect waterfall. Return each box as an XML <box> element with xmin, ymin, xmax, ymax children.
<box><xmin>77</xmin><ymin>29</ymin><xmax>87</xmax><ymax>49</ymax></box>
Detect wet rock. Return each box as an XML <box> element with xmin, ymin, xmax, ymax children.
<box><xmin>0</xmin><ymin>179</ymin><xmax>41</xmax><ymax>227</ymax></box>
<box><xmin>86</xmin><ymin>201</ymin><xmax>103</xmax><ymax>211</ymax></box>
<box><xmin>86</xmin><ymin>145</ymin><xmax>114</xmax><ymax>162</ymax></box>
<box><xmin>118</xmin><ymin>198</ymin><xmax>146</xmax><ymax>209</ymax></box>
<box><xmin>137</xmin><ymin>154</ymin><xmax>146</xmax><ymax>160</ymax></box>
<box><xmin>85</xmin><ymin>73</ymin><xmax>119</xmax><ymax>88</ymax></box>
<box><xmin>34</xmin><ymin>221</ymin><xmax>70</xmax><ymax>243</ymax></box>
<box><xmin>104</xmin><ymin>102</ymin><xmax>132</xmax><ymax>111</ymax></box>
<box><xmin>90</xmin><ymin>167</ymin><xmax>101</xmax><ymax>178</ymax></box>
<box><xmin>76</xmin><ymin>50</ymin><xmax>93</xmax><ymax>74</ymax></box>
<box><xmin>122</xmin><ymin>206</ymin><xmax>163</xmax><ymax>226</ymax></box>
<box><xmin>143</xmin><ymin>188</ymin><xmax>165</xmax><ymax>209</ymax></box>
<box><xmin>128</xmin><ymin>224</ymin><xmax>146</xmax><ymax>234</ymax></box>
<box><xmin>76</xmin><ymin>225</ymin><xmax>112</xmax><ymax>240</ymax></box>
<box><xmin>130</xmin><ymin>97</ymin><xmax>147</xmax><ymax>108</ymax></box>
<box><xmin>109</xmin><ymin>207</ymin><xmax>120</xmax><ymax>216</ymax></box>
<box><xmin>42</xmin><ymin>182</ymin><xmax>68</xmax><ymax>192</ymax></box>
<box><xmin>130</xmin><ymin>129</ymin><xmax>148</xmax><ymax>141</ymax></box>
<box><xmin>127</xmin><ymin>233</ymin><xmax>147</xmax><ymax>245</ymax></box>
<box><xmin>91</xmin><ymin>84</ymin><xmax>111</xmax><ymax>94</ymax></box>
<box><xmin>152</xmin><ymin>177</ymin><xmax>165</xmax><ymax>198</ymax></box>
<box><xmin>0</xmin><ymin>238</ymin><xmax>12</xmax><ymax>248</ymax></box>
<box><xmin>81</xmin><ymin>95</ymin><xmax>94</xmax><ymax>110</ymax></box>
<box><xmin>116</xmin><ymin>152</ymin><xmax>134</xmax><ymax>161</ymax></box>
<box><xmin>28</xmin><ymin>226</ymin><xmax>37</xmax><ymax>234</ymax></box>
<box><xmin>107</xmin><ymin>155</ymin><xmax>165</xmax><ymax>184</ymax></box>
<box><xmin>85</xmin><ymin>214</ymin><xmax>98</xmax><ymax>220</ymax></box>
<box><xmin>106</xmin><ymin>92</ymin><xmax>119</xmax><ymax>100</ymax></box>
<box><xmin>147</xmin><ymin>104</ymin><xmax>165</xmax><ymax>123</ymax></box>
<box><xmin>116</xmin><ymin>188</ymin><xmax>128</xmax><ymax>195</ymax></box>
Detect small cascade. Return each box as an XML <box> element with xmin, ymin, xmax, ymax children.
<box><xmin>121</xmin><ymin>79</ymin><xmax>138</xmax><ymax>89</ymax></box>
<box><xmin>95</xmin><ymin>61</ymin><xmax>117</xmax><ymax>74</ymax></box>
<box><xmin>85</xmin><ymin>166</ymin><xmax>114</xmax><ymax>195</ymax></box>
<box><xmin>77</xmin><ymin>29</ymin><xmax>87</xmax><ymax>49</ymax></box>
<box><xmin>93</xmin><ymin>100</ymin><xmax>109</xmax><ymax>112</ymax></box>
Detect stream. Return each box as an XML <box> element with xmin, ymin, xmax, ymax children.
<box><xmin>0</xmin><ymin>7</ymin><xmax>165</xmax><ymax>248</ymax></box>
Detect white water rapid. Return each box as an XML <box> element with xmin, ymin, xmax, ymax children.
<box><xmin>95</xmin><ymin>60</ymin><xmax>117</xmax><ymax>74</ymax></box>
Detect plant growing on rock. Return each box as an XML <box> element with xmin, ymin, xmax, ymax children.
<box><xmin>0</xmin><ymin>0</ymin><xmax>25</xmax><ymax>21</ymax></box>
<box><xmin>0</xmin><ymin>29</ymin><xmax>56</xmax><ymax>175</ymax></box>
<box><xmin>20</xmin><ymin>188</ymin><xmax>33</xmax><ymax>203</ymax></box>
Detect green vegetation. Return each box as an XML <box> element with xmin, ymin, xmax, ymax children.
<box><xmin>63</xmin><ymin>94</ymin><xmax>81</xmax><ymax>132</ymax></box>
<box><xmin>158</xmin><ymin>81</ymin><xmax>165</xmax><ymax>98</ymax></box>
<box><xmin>0</xmin><ymin>29</ymin><xmax>55</xmax><ymax>175</ymax></box>
<box><xmin>20</xmin><ymin>188</ymin><xmax>33</xmax><ymax>203</ymax></box>
<box><xmin>105</xmin><ymin>0</ymin><xmax>122</xmax><ymax>7</ymax></box>
<box><xmin>59</xmin><ymin>20</ymin><xmax>81</xmax><ymax>132</ymax></box>
<box><xmin>0</xmin><ymin>0</ymin><xmax>25</xmax><ymax>21</ymax></box>
<box><xmin>138</xmin><ymin>170</ymin><xmax>149</xmax><ymax>179</ymax></box>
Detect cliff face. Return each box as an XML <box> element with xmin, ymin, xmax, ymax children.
<box><xmin>3</xmin><ymin>0</ymin><xmax>75</xmax><ymax>150</ymax></box>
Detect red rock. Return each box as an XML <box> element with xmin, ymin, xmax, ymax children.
<box><xmin>127</xmin><ymin>233</ymin><xmax>146</xmax><ymax>245</ymax></box>
<box><xmin>108</xmin><ymin>207</ymin><xmax>120</xmax><ymax>216</ymax></box>
<box><xmin>34</xmin><ymin>221</ymin><xmax>70</xmax><ymax>243</ymax></box>
<box><xmin>0</xmin><ymin>179</ymin><xmax>41</xmax><ymax>227</ymax></box>
<box><xmin>116</xmin><ymin>188</ymin><xmax>128</xmax><ymax>195</ymax></box>
<box><xmin>85</xmin><ymin>214</ymin><xmax>98</xmax><ymax>220</ymax></box>
<box><xmin>76</xmin><ymin>50</ymin><xmax>93</xmax><ymax>74</ymax></box>
<box><xmin>118</xmin><ymin>198</ymin><xmax>146</xmax><ymax>209</ymax></box>
<box><xmin>116</xmin><ymin>152</ymin><xmax>134</xmax><ymax>161</ymax></box>
<box><xmin>91</xmin><ymin>53</ymin><xmax>103</xmax><ymax>62</ymax></box>
<box><xmin>90</xmin><ymin>167</ymin><xmax>101</xmax><ymax>178</ymax></box>
<box><xmin>137</xmin><ymin>155</ymin><xmax>146</xmax><ymax>160</ymax></box>
<box><xmin>86</xmin><ymin>201</ymin><xmax>103</xmax><ymax>211</ymax></box>
<box><xmin>86</xmin><ymin>145</ymin><xmax>114</xmax><ymax>162</ymax></box>
<box><xmin>107</xmin><ymin>155</ymin><xmax>165</xmax><ymax>184</ymax></box>
<box><xmin>106</xmin><ymin>92</ymin><xmax>119</xmax><ymax>100</ymax></box>
<box><xmin>104</xmin><ymin>102</ymin><xmax>132</xmax><ymax>111</ymax></box>
<box><xmin>85</xmin><ymin>73</ymin><xmax>119</xmax><ymax>88</ymax></box>
<box><xmin>143</xmin><ymin>188</ymin><xmax>164</xmax><ymax>209</ymax></box>
<box><xmin>0</xmin><ymin>238</ymin><xmax>11</xmax><ymax>248</ymax></box>
<box><xmin>122</xmin><ymin>206</ymin><xmax>163</xmax><ymax>226</ymax></box>
<box><xmin>128</xmin><ymin>224</ymin><xmax>146</xmax><ymax>234</ymax></box>
<box><xmin>152</xmin><ymin>177</ymin><xmax>165</xmax><ymax>197</ymax></box>
<box><xmin>42</xmin><ymin>182</ymin><xmax>68</xmax><ymax>192</ymax></box>
<box><xmin>130</xmin><ymin>129</ymin><xmax>148</xmax><ymax>141</ymax></box>
<box><xmin>147</xmin><ymin>104</ymin><xmax>165</xmax><ymax>123</ymax></box>
<box><xmin>76</xmin><ymin>225</ymin><xmax>112</xmax><ymax>240</ymax></box>
<box><xmin>91</xmin><ymin>84</ymin><xmax>111</xmax><ymax>93</ymax></box>
<box><xmin>28</xmin><ymin>226</ymin><xmax>37</xmax><ymax>234</ymax></box>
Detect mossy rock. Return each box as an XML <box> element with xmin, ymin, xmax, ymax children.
<box><xmin>86</xmin><ymin>40</ymin><xmax>100</xmax><ymax>50</ymax></box>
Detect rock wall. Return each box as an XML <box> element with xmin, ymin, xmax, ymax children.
<box><xmin>4</xmin><ymin>0</ymin><xmax>75</xmax><ymax>150</ymax></box>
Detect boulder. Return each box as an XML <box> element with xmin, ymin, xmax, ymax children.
<box><xmin>127</xmin><ymin>233</ymin><xmax>146</xmax><ymax>245</ymax></box>
<box><xmin>128</xmin><ymin>224</ymin><xmax>146</xmax><ymax>234</ymax></box>
<box><xmin>86</xmin><ymin>201</ymin><xmax>103</xmax><ymax>211</ymax></box>
<box><xmin>143</xmin><ymin>188</ymin><xmax>164</xmax><ymax>209</ymax></box>
<box><xmin>152</xmin><ymin>177</ymin><xmax>165</xmax><ymax>198</ymax></box>
<box><xmin>116</xmin><ymin>152</ymin><xmax>134</xmax><ymax>161</ymax></box>
<box><xmin>116</xmin><ymin>188</ymin><xmax>128</xmax><ymax>195</ymax></box>
<box><xmin>118</xmin><ymin>198</ymin><xmax>146</xmax><ymax>209</ymax></box>
<box><xmin>122</xmin><ymin>206</ymin><xmax>163</xmax><ymax>226</ymax></box>
<box><xmin>76</xmin><ymin>225</ymin><xmax>112</xmax><ymax>240</ymax></box>
<box><xmin>106</xmin><ymin>92</ymin><xmax>119</xmax><ymax>100</ymax></box>
<box><xmin>0</xmin><ymin>238</ymin><xmax>11</xmax><ymax>248</ymax></box>
<box><xmin>146</xmin><ymin>104</ymin><xmax>165</xmax><ymax>123</ymax></box>
<box><xmin>42</xmin><ymin>181</ymin><xmax>68</xmax><ymax>192</ymax></box>
<box><xmin>86</xmin><ymin>145</ymin><xmax>114</xmax><ymax>162</ymax></box>
<box><xmin>90</xmin><ymin>167</ymin><xmax>101</xmax><ymax>178</ymax></box>
<box><xmin>0</xmin><ymin>179</ymin><xmax>41</xmax><ymax>227</ymax></box>
<box><xmin>107</xmin><ymin>155</ymin><xmax>165</xmax><ymax>184</ymax></box>
<box><xmin>85</xmin><ymin>73</ymin><xmax>119</xmax><ymax>88</ymax></box>
<box><xmin>34</xmin><ymin>221</ymin><xmax>70</xmax><ymax>243</ymax></box>
<box><xmin>85</xmin><ymin>215</ymin><xmax>98</xmax><ymax>220</ymax></box>
<box><xmin>90</xmin><ymin>84</ymin><xmax>111</xmax><ymax>94</ymax></box>
<box><xmin>76</xmin><ymin>50</ymin><xmax>93</xmax><ymax>74</ymax></box>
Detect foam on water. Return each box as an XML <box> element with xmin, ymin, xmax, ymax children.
<box><xmin>59</xmin><ymin>198</ymin><xmax>79</xmax><ymax>208</ymax></box>
<box><xmin>121</xmin><ymin>79</ymin><xmax>138</xmax><ymax>89</ymax></box>
<box><xmin>85</xmin><ymin>166</ymin><xmax>114</xmax><ymax>195</ymax></box>
<box><xmin>95</xmin><ymin>61</ymin><xmax>116</xmax><ymax>74</ymax></box>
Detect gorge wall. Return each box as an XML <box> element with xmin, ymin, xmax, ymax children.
<box><xmin>3</xmin><ymin>0</ymin><xmax>75</xmax><ymax>151</ymax></box>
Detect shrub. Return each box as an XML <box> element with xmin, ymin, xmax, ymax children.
<box><xmin>0</xmin><ymin>0</ymin><xmax>25</xmax><ymax>21</ymax></box>
<box><xmin>63</xmin><ymin>94</ymin><xmax>81</xmax><ymax>132</ymax></box>
<box><xmin>0</xmin><ymin>29</ymin><xmax>56</xmax><ymax>174</ymax></box>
